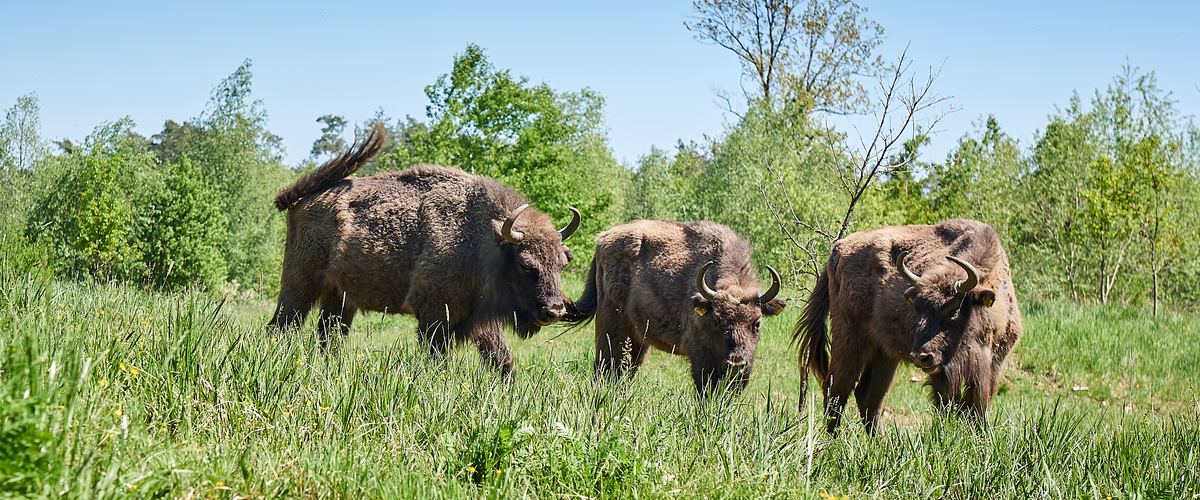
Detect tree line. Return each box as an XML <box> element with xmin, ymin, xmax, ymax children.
<box><xmin>2</xmin><ymin>1</ymin><xmax>1198</xmax><ymax>314</ymax></box>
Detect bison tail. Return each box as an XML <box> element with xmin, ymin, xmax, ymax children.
<box><xmin>274</xmin><ymin>123</ymin><xmax>387</xmax><ymax>211</ymax></box>
<box><xmin>794</xmin><ymin>270</ymin><xmax>831</xmax><ymax>400</ymax></box>
<box><xmin>562</xmin><ymin>257</ymin><xmax>599</xmax><ymax>325</ymax></box>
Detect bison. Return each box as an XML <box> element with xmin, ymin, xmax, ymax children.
<box><xmin>563</xmin><ymin>220</ymin><xmax>786</xmax><ymax>395</ymax></box>
<box><xmin>794</xmin><ymin>219</ymin><xmax>1023</xmax><ymax>434</ymax></box>
<box><xmin>270</xmin><ymin>125</ymin><xmax>580</xmax><ymax>375</ymax></box>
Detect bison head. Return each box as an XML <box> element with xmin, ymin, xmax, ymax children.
<box><xmin>896</xmin><ymin>250</ymin><xmax>1001</xmax><ymax>414</ymax></box>
<box><xmin>493</xmin><ymin>204</ymin><xmax>580</xmax><ymax>338</ymax></box>
<box><xmin>688</xmin><ymin>261</ymin><xmax>786</xmax><ymax>394</ymax></box>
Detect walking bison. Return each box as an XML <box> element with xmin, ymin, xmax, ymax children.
<box><xmin>270</xmin><ymin>125</ymin><xmax>580</xmax><ymax>375</ymax></box>
<box><xmin>563</xmin><ymin>220</ymin><xmax>786</xmax><ymax>395</ymax></box>
<box><xmin>794</xmin><ymin>219</ymin><xmax>1023</xmax><ymax>434</ymax></box>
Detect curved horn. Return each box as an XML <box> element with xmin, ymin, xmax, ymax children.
<box><xmin>759</xmin><ymin>265</ymin><xmax>782</xmax><ymax>303</ymax></box>
<box><xmin>559</xmin><ymin>207</ymin><xmax>581</xmax><ymax>241</ymax></box>
<box><xmin>501</xmin><ymin>204</ymin><xmax>529</xmax><ymax>245</ymax></box>
<box><xmin>947</xmin><ymin>256</ymin><xmax>979</xmax><ymax>295</ymax></box>
<box><xmin>895</xmin><ymin>251</ymin><xmax>920</xmax><ymax>287</ymax></box>
<box><xmin>696</xmin><ymin>261</ymin><xmax>717</xmax><ymax>301</ymax></box>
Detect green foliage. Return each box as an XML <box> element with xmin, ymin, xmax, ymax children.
<box><xmin>142</xmin><ymin>157</ymin><xmax>229</xmax><ymax>289</ymax></box>
<box><xmin>182</xmin><ymin>60</ymin><xmax>290</xmax><ymax>293</ymax></box>
<box><xmin>700</xmin><ymin>99</ymin><xmax>843</xmax><ymax>268</ymax></box>
<box><xmin>1005</xmin><ymin>65</ymin><xmax>1199</xmax><ymax>305</ymax></box>
<box><xmin>625</xmin><ymin>142</ymin><xmax>709</xmax><ymax>222</ymax></box>
<box><xmin>19</xmin><ymin>61</ymin><xmax>288</xmax><ymax>293</ymax></box>
<box><xmin>0</xmin><ymin>92</ymin><xmax>50</xmax><ymax>173</ymax></box>
<box><xmin>625</xmin><ymin>98</ymin><xmax>853</xmax><ymax>286</ymax></box>
<box><xmin>927</xmin><ymin>117</ymin><xmax>1022</xmax><ymax>226</ymax></box>
<box><xmin>311</xmin><ymin>114</ymin><xmax>348</xmax><ymax>160</ymax></box>
<box><xmin>390</xmin><ymin>44</ymin><xmax>628</xmax><ymax>270</ymax></box>
<box><xmin>0</xmin><ymin>94</ymin><xmax>49</xmax><ymax>246</ymax></box>
<box><xmin>27</xmin><ymin>118</ymin><xmax>160</xmax><ymax>282</ymax></box>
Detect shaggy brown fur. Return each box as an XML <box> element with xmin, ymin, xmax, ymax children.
<box><xmin>269</xmin><ymin>126</ymin><xmax>578</xmax><ymax>375</ymax></box>
<box><xmin>795</xmin><ymin>219</ymin><xmax>1023</xmax><ymax>434</ymax></box>
<box><xmin>563</xmin><ymin>220</ymin><xmax>785</xmax><ymax>395</ymax></box>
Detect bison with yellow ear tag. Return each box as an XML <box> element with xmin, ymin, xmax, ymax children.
<box><xmin>795</xmin><ymin>219</ymin><xmax>1023</xmax><ymax>435</ymax></box>
<box><xmin>563</xmin><ymin>220</ymin><xmax>786</xmax><ymax>396</ymax></box>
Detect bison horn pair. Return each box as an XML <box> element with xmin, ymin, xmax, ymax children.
<box><xmin>895</xmin><ymin>251</ymin><xmax>980</xmax><ymax>295</ymax></box>
<box><xmin>695</xmin><ymin>261</ymin><xmax>782</xmax><ymax>303</ymax></box>
<box><xmin>501</xmin><ymin>205</ymin><xmax>582</xmax><ymax>245</ymax></box>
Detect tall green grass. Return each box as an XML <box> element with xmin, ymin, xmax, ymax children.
<box><xmin>1</xmin><ymin>269</ymin><xmax>1197</xmax><ymax>498</ymax></box>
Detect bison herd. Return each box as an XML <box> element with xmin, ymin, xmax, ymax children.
<box><xmin>269</xmin><ymin>125</ymin><xmax>1024</xmax><ymax>434</ymax></box>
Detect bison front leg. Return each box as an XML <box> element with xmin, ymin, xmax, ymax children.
<box><xmin>416</xmin><ymin>315</ymin><xmax>457</xmax><ymax>361</ymax></box>
<box><xmin>854</xmin><ymin>355</ymin><xmax>899</xmax><ymax>435</ymax></box>
<box><xmin>462</xmin><ymin>316</ymin><xmax>513</xmax><ymax>377</ymax></box>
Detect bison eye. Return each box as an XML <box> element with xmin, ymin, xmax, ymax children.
<box><xmin>520</xmin><ymin>263</ymin><xmax>535</xmax><ymax>274</ymax></box>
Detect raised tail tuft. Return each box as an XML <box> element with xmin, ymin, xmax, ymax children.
<box><xmin>274</xmin><ymin>123</ymin><xmax>387</xmax><ymax>211</ymax></box>
<box><xmin>794</xmin><ymin>270</ymin><xmax>831</xmax><ymax>404</ymax></box>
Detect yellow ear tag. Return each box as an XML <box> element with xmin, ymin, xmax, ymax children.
<box><xmin>907</xmin><ymin>297</ymin><xmax>913</xmax><ymax>303</ymax></box>
<box><xmin>695</xmin><ymin>306</ymin><xmax>707</xmax><ymax>316</ymax></box>
<box><xmin>983</xmin><ymin>297</ymin><xmax>995</xmax><ymax>307</ymax></box>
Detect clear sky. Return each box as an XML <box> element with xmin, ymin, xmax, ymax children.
<box><xmin>3</xmin><ymin>1</ymin><xmax>1197</xmax><ymax>168</ymax></box>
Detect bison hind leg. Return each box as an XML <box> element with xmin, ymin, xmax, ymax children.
<box><xmin>824</xmin><ymin>356</ymin><xmax>867</xmax><ymax>436</ymax></box>
<box><xmin>318</xmin><ymin>290</ymin><xmax>358</xmax><ymax>352</ymax></box>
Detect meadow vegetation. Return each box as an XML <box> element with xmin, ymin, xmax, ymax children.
<box><xmin>0</xmin><ymin>272</ymin><xmax>1196</xmax><ymax>498</ymax></box>
<box><xmin>2</xmin><ymin>0</ymin><xmax>1200</xmax><ymax>497</ymax></box>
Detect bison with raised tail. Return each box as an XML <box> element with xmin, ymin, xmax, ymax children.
<box><xmin>270</xmin><ymin>125</ymin><xmax>580</xmax><ymax>375</ymax></box>
<box><xmin>563</xmin><ymin>220</ymin><xmax>786</xmax><ymax>395</ymax></box>
<box><xmin>795</xmin><ymin>219</ymin><xmax>1023</xmax><ymax>434</ymax></box>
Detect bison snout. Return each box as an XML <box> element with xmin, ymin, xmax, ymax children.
<box><xmin>726</xmin><ymin>354</ymin><xmax>747</xmax><ymax>367</ymax></box>
<box><xmin>533</xmin><ymin>303</ymin><xmax>566</xmax><ymax>326</ymax></box>
<box><xmin>909</xmin><ymin>350</ymin><xmax>942</xmax><ymax>373</ymax></box>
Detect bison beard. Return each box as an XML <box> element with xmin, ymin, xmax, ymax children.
<box><xmin>269</xmin><ymin>124</ymin><xmax>579</xmax><ymax>375</ymax></box>
<box><xmin>563</xmin><ymin>220</ymin><xmax>785</xmax><ymax>396</ymax></box>
<box><xmin>794</xmin><ymin>219</ymin><xmax>1023</xmax><ymax>435</ymax></box>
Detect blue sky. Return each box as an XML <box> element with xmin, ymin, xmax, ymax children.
<box><xmin>3</xmin><ymin>1</ymin><xmax>1197</xmax><ymax>168</ymax></box>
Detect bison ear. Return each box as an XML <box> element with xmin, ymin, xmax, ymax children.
<box><xmin>977</xmin><ymin>289</ymin><xmax>997</xmax><ymax>308</ymax></box>
<box><xmin>761</xmin><ymin>298</ymin><xmax>786</xmax><ymax>316</ymax></box>
<box><xmin>904</xmin><ymin>287</ymin><xmax>918</xmax><ymax>304</ymax></box>
<box><xmin>691</xmin><ymin>293</ymin><xmax>711</xmax><ymax>317</ymax></box>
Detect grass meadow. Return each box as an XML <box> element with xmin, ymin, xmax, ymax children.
<box><xmin>1</xmin><ymin>266</ymin><xmax>1198</xmax><ymax>499</ymax></box>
